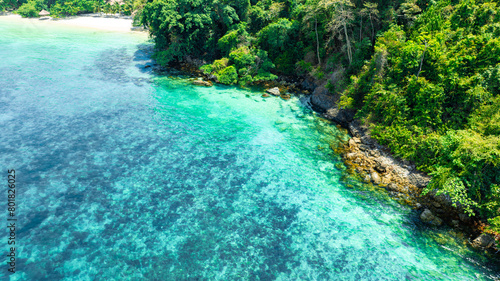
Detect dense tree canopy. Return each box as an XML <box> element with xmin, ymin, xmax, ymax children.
<box><xmin>141</xmin><ymin>0</ymin><xmax>500</xmax><ymax>232</ymax></box>
<box><xmin>8</xmin><ymin>0</ymin><xmax>500</xmax><ymax>233</ymax></box>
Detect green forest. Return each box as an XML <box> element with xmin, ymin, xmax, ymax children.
<box><xmin>5</xmin><ymin>0</ymin><xmax>500</xmax><ymax>233</ymax></box>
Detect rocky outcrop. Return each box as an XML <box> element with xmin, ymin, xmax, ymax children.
<box><xmin>472</xmin><ymin>234</ymin><xmax>496</xmax><ymax>249</ymax></box>
<box><xmin>420</xmin><ymin>209</ymin><xmax>443</xmax><ymax>226</ymax></box>
<box><xmin>266</xmin><ymin>87</ymin><xmax>280</xmax><ymax>96</ymax></box>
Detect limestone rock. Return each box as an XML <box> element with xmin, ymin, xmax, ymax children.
<box><xmin>408</xmin><ymin>172</ymin><xmax>430</xmax><ymax>188</ymax></box>
<box><xmin>348</xmin><ymin>120</ymin><xmax>364</xmax><ymax>138</ymax></box>
<box><xmin>311</xmin><ymin>93</ymin><xmax>337</xmax><ymax>111</ymax></box>
<box><xmin>348</xmin><ymin>138</ymin><xmax>357</xmax><ymax>148</ymax></box>
<box><xmin>432</xmin><ymin>201</ymin><xmax>441</xmax><ymax>208</ymax></box>
<box><xmin>472</xmin><ymin>234</ymin><xmax>496</xmax><ymax>249</ymax></box>
<box><xmin>363</xmin><ymin>175</ymin><xmax>371</xmax><ymax>183</ymax></box>
<box><xmin>374</xmin><ymin>161</ymin><xmax>387</xmax><ymax>173</ymax></box>
<box><xmin>281</xmin><ymin>93</ymin><xmax>291</xmax><ymax>100</ymax></box>
<box><xmin>369</xmin><ymin>149</ymin><xmax>381</xmax><ymax>157</ymax></box>
<box><xmin>371</xmin><ymin>171</ymin><xmax>381</xmax><ymax>185</ymax></box>
<box><xmin>192</xmin><ymin>79</ymin><xmax>213</xmax><ymax>87</ymax></box>
<box><xmin>266</xmin><ymin>87</ymin><xmax>280</xmax><ymax>96</ymax></box>
<box><xmin>420</xmin><ymin>209</ymin><xmax>443</xmax><ymax>226</ymax></box>
<box><xmin>323</xmin><ymin>106</ymin><xmax>355</xmax><ymax>127</ymax></box>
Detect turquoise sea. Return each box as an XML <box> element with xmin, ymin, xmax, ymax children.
<box><xmin>0</xmin><ymin>17</ymin><xmax>498</xmax><ymax>280</ymax></box>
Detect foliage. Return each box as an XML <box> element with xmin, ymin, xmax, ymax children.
<box><xmin>17</xmin><ymin>0</ymin><xmax>45</xmax><ymax>17</ymax></box>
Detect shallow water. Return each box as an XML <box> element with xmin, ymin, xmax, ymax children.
<box><xmin>0</xmin><ymin>17</ymin><xmax>498</xmax><ymax>280</ymax></box>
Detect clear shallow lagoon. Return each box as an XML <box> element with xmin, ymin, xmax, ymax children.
<box><xmin>0</xmin><ymin>17</ymin><xmax>498</xmax><ymax>280</ymax></box>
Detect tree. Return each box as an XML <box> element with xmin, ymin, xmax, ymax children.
<box><xmin>397</xmin><ymin>0</ymin><xmax>421</xmax><ymax>26</ymax></box>
<box><xmin>319</xmin><ymin>0</ymin><xmax>355</xmax><ymax>65</ymax></box>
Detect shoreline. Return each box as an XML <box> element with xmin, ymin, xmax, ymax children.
<box><xmin>0</xmin><ymin>13</ymin><xmax>146</xmax><ymax>33</ymax></box>
<box><xmin>3</xmin><ymin>11</ymin><xmax>498</xmax><ymax>255</ymax></box>
<box><xmin>172</xmin><ymin>60</ymin><xmax>500</xmax><ymax>254</ymax></box>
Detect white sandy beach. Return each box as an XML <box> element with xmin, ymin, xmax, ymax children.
<box><xmin>1</xmin><ymin>13</ymin><xmax>144</xmax><ymax>33</ymax></box>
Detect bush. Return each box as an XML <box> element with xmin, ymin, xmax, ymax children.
<box><xmin>216</xmin><ymin>66</ymin><xmax>238</xmax><ymax>85</ymax></box>
<box><xmin>17</xmin><ymin>0</ymin><xmax>41</xmax><ymax>17</ymax></box>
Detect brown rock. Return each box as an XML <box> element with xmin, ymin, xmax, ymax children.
<box><xmin>408</xmin><ymin>172</ymin><xmax>430</xmax><ymax>188</ymax></box>
<box><xmin>262</xmin><ymin>93</ymin><xmax>270</xmax><ymax>98</ymax></box>
<box><xmin>432</xmin><ymin>201</ymin><xmax>441</xmax><ymax>208</ymax></box>
<box><xmin>387</xmin><ymin>183</ymin><xmax>399</xmax><ymax>192</ymax></box>
<box><xmin>323</xmin><ymin>106</ymin><xmax>355</xmax><ymax>127</ymax></box>
<box><xmin>280</xmin><ymin>94</ymin><xmax>291</xmax><ymax>100</ymax></box>
<box><xmin>382</xmin><ymin>174</ymin><xmax>392</xmax><ymax>185</ymax></box>
<box><xmin>459</xmin><ymin>213</ymin><xmax>470</xmax><ymax>222</ymax></box>
<box><xmin>374</xmin><ymin>161</ymin><xmax>387</xmax><ymax>173</ymax></box>
<box><xmin>311</xmin><ymin>93</ymin><xmax>336</xmax><ymax>111</ymax></box>
<box><xmin>363</xmin><ymin>175</ymin><xmax>371</xmax><ymax>183</ymax></box>
<box><xmin>345</xmin><ymin>152</ymin><xmax>357</xmax><ymax>160</ymax></box>
<box><xmin>369</xmin><ymin>149</ymin><xmax>381</xmax><ymax>157</ymax></box>
<box><xmin>348</xmin><ymin>138</ymin><xmax>357</xmax><ymax>148</ymax></box>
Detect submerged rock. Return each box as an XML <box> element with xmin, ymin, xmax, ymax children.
<box><xmin>266</xmin><ymin>87</ymin><xmax>280</xmax><ymax>96</ymax></box>
<box><xmin>472</xmin><ymin>234</ymin><xmax>496</xmax><ymax>249</ymax></box>
<box><xmin>420</xmin><ymin>209</ymin><xmax>443</xmax><ymax>226</ymax></box>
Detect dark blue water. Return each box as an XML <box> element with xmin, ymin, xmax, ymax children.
<box><xmin>0</xmin><ymin>17</ymin><xmax>498</xmax><ymax>280</ymax></box>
